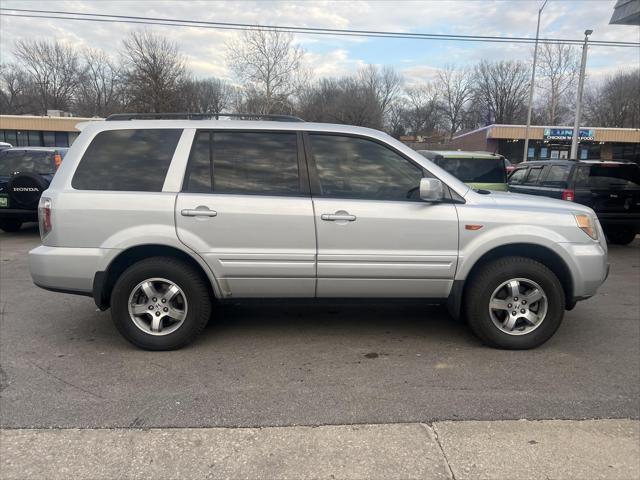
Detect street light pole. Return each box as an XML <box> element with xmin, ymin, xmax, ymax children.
<box><xmin>570</xmin><ymin>29</ymin><xmax>592</xmax><ymax>160</ymax></box>
<box><xmin>523</xmin><ymin>0</ymin><xmax>548</xmax><ymax>163</ymax></box>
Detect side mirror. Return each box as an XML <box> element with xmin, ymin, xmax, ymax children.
<box><xmin>419</xmin><ymin>178</ymin><xmax>445</xmax><ymax>202</ymax></box>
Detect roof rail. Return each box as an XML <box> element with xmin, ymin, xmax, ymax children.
<box><xmin>105</xmin><ymin>113</ymin><xmax>304</xmax><ymax>122</ymax></box>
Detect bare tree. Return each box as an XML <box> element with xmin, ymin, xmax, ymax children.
<box><xmin>436</xmin><ymin>65</ymin><xmax>473</xmax><ymax>136</ymax></box>
<box><xmin>75</xmin><ymin>49</ymin><xmax>124</xmax><ymax>117</ymax></box>
<box><xmin>537</xmin><ymin>43</ymin><xmax>579</xmax><ymax>124</ymax></box>
<box><xmin>402</xmin><ymin>84</ymin><xmax>441</xmax><ymax>136</ymax></box>
<box><xmin>13</xmin><ymin>39</ymin><xmax>80</xmax><ymax>113</ymax></box>
<box><xmin>473</xmin><ymin>60</ymin><xmax>529</xmax><ymax>124</ymax></box>
<box><xmin>358</xmin><ymin>64</ymin><xmax>403</xmax><ymax>116</ymax></box>
<box><xmin>0</xmin><ymin>63</ymin><xmax>38</xmax><ymax>114</ymax></box>
<box><xmin>226</xmin><ymin>29</ymin><xmax>304</xmax><ymax>114</ymax></box>
<box><xmin>121</xmin><ymin>30</ymin><xmax>186</xmax><ymax>112</ymax></box>
<box><xmin>583</xmin><ymin>68</ymin><xmax>640</xmax><ymax>128</ymax></box>
<box><xmin>179</xmin><ymin>77</ymin><xmax>234</xmax><ymax>113</ymax></box>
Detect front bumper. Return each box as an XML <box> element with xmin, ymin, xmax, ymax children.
<box><xmin>557</xmin><ymin>241</ymin><xmax>608</xmax><ymax>301</ymax></box>
<box><xmin>29</xmin><ymin>245</ymin><xmax>112</xmax><ymax>294</ymax></box>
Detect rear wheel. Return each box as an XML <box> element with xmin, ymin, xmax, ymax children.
<box><xmin>464</xmin><ymin>256</ymin><xmax>565</xmax><ymax>349</ymax></box>
<box><xmin>606</xmin><ymin>228</ymin><xmax>636</xmax><ymax>245</ymax></box>
<box><xmin>0</xmin><ymin>219</ymin><xmax>22</xmax><ymax>232</ymax></box>
<box><xmin>111</xmin><ymin>257</ymin><xmax>211</xmax><ymax>350</ymax></box>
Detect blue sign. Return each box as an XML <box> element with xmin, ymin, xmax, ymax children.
<box><xmin>543</xmin><ymin>128</ymin><xmax>595</xmax><ymax>141</ymax></box>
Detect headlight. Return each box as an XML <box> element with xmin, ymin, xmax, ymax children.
<box><xmin>575</xmin><ymin>214</ymin><xmax>597</xmax><ymax>240</ymax></box>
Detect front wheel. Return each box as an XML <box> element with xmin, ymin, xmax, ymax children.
<box><xmin>110</xmin><ymin>257</ymin><xmax>212</xmax><ymax>350</ymax></box>
<box><xmin>464</xmin><ymin>257</ymin><xmax>565</xmax><ymax>349</ymax></box>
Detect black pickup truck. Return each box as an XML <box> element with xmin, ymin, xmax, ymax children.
<box><xmin>508</xmin><ymin>159</ymin><xmax>640</xmax><ymax>245</ymax></box>
<box><xmin>0</xmin><ymin>147</ymin><xmax>67</xmax><ymax>232</ymax></box>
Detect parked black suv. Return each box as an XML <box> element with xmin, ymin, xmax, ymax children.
<box><xmin>0</xmin><ymin>147</ymin><xmax>67</xmax><ymax>232</ymax></box>
<box><xmin>508</xmin><ymin>159</ymin><xmax>640</xmax><ymax>245</ymax></box>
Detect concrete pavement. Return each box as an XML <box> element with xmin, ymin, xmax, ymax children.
<box><xmin>1</xmin><ymin>420</ymin><xmax>638</xmax><ymax>480</ymax></box>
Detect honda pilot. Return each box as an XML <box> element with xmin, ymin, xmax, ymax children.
<box><xmin>28</xmin><ymin>114</ymin><xmax>609</xmax><ymax>350</ymax></box>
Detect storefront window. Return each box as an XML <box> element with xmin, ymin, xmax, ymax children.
<box><xmin>43</xmin><ymin>131</ymin><xmax>55</xmax><ymax>147</ymax></box>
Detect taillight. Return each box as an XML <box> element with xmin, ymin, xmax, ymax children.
<box><xmin>53</xmin><ymin>153</ymin><xmax>62</xmax><ymax>169</ymax></box>
<box><xmin>562</xmin><ymin>189</ymin><xmax>575</xmax><ymax>202</ymax></box>
<box><xmin>38</xmin><ymin>197</ymin><xmax>52</xmax><ymax>239</ymax></box>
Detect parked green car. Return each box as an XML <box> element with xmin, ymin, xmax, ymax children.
<box><xmin>417</xmin><ymin>150</ymin><xmax>509</xmax><ymax>191</ymax></box>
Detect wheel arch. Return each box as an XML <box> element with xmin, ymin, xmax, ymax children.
<box><xmin>447</xmin><ymin>243</ymin><xmax>574</xmax><ymax>320</ymax></box>
<box><xmin>93</xmin><ymin>244</ymin><xmax>217</xmax><ymax>310</ymax></box>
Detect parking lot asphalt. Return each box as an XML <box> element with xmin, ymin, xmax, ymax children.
<box><xmin>1</xmin><ymin>226</ymin><xmax>638</xmax><ymax>429</ymax></box>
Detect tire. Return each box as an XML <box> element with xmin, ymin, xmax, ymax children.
<box><xmin>0</xmin><ymin>219</ymin><xmax>22</xmax><ymax>232</ymax></box>
<box><xmin>606</xmin><ymin>228</ymin><xmax>636</xmax><ymax>246</ymax></box>
<box><xmin>464</xmin><ymin>256</ymin><xmax>565</xmax><ymax>350</ymax></box>
<box><xmin>110</xmin><ymin>256</ymin><xmax>211</xmax><ymax>350</ymax></box>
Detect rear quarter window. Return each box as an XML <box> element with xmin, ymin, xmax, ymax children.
<box><xmin>72</xmin><ymin>129</ymin><xmax>182</xmax><ymax>191</ymax></box>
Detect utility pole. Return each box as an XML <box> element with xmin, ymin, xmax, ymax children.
<box><xmin>523</xmin><ymin>0</ymin><xmax>548</xmax><ymax>163</ymax></box>
<box><xmin>570</xmin><ymin>29</ymin><xmax>592</xmax><ymax>160</ymax></box>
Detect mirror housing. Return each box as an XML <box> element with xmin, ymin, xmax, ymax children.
<box><xmin>419</xmin><ymin>178</ymin><xmax>445</xmax><ymax>202</ymax></box>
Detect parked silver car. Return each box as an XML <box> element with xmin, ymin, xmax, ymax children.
<box><xmin>29</xmin><ymin>114</ymin><xmax>608</xmax><ymax>350</ymax></box>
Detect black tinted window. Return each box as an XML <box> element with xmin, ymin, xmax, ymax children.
<box><xmin>0</xmin><ymin>150</ymin><xmax>53</xmax><ymax>175</ymax></box>
<box><xmin>576</xmin><ymin>164</ymin><xmax>640</xmax><ymax>189</ymax></box>
<box><xmin>72</xmin><ymin>129</ymin><xmax>181</xmax><ymax>191</ymax></box>
<box><xmin>184</xmin><ymin>131</ymin><xmax>212</xmax><ymax>193</ymax></box>
<box><xmin>433</xmin><ymin>157</ymin><xmax>505</xmax><ymax>183</ymax></box>
<box><xmin>191</xmin><ymin>131</ymin><xmax>300</xmax><ymax>195</ymax></box>
<box><xmin>310</xmin><ymin>135</ymin><xmax>423</xmax><ymax>201</ymax></box>
<box><xmin>542</xmin><ymin>165</ymin><xmax>572</xmax><ymax>188</ymax></box>
<box><xmin>524</xmin><ymin>167</ymin><xmax>543</xmax><ymax>185</ymax></box>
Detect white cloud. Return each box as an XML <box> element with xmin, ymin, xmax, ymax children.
<box><xmin>0</xmin><ymin>0</ymin><xmax>636</xmax><ymax>81</ymax></box>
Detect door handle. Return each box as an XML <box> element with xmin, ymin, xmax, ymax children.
<box><xmin>181</xmin><ymin>208</ymin><xmax>218</xmax><ymax>217</ymax></box>
<box><xmin>321</xmin><ymin>213</ymin><xmax>356</xmax><ymax>222</ymax></box>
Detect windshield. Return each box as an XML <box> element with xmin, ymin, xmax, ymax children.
<box><xmin>433</xmin><ymin>157</ymin><xmax>506</xmax><ymax>183</ymax></box>
<box><xmin>0</xmin><ymin>150</ymin><xmax>55</xmax><ymax>175</ymax></box>
<box><xmin>576</xmin><ymin>164</ymin><xmax>640</xmax><ymax>190</ymax></box>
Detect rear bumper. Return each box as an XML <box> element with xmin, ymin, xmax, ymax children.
<box><xmin>0</xmin><ymin>208</ymin><xmax>37</xmax><ymax>221</ymax></box>
<box><xmin>29</xmin><ymin>245</ymin><xmax>112</xmax><ymax>294</ymax></box>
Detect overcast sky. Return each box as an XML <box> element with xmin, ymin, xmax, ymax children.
<box><xmin>1</xmin><ymin>0</ymin><xmax>638</xmax><ymax>84</ymax></box>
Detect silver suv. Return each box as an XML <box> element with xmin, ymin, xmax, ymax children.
<box><xmin>29</xmin><ymin>114</ymin><xmax>608</xmax><ymax>350</ymax></box>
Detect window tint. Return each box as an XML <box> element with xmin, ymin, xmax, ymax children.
<box><xmin>508</xmin><ymin>168</ymin><xmax>527</xmax><ymax>184</ymax></box>
<box><xmin>72</xmin><ymin>129</ymin><xmax>181</xmax><ymax>191</ymax></box>
<box><xmin>310</xmin><ymin>134</ymin><xmax>423</xmax><ymax>201</ymax></box>
<box><xmin>524</xmin><ymin>167</ymin><xmax>543</xmax><ymax>185</ymax></box>
<box><xmin>0</xmin><ymin>150</ymin><xmax>54</xmax><ymax>175</ymax></box>
<box><xmin>433</xmin><ymin>157</ymin><xmax>505</xmax><ymax>183</ymax></box>
<box><xmin>211</xmin><ymin>132</ymin><xmax>299</xmax><ymax>195</ymax></box>
<box><xmin>542</xmin><ymin>165</ymin><xmax>572</xmax><ymax>188</ymax></box>
<box><xmin>184</xmin><ymin>131</ymin><xmax>212</xmax><ymax>193</ymax></box>
<box><xmin>575</xmin><ymin>164</ymin><xmax>640</xmax><ymax>190</ymax></box>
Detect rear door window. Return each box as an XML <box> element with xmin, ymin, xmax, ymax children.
<box><xmin>524</xmin><ymin>167</ymin><xmax>544</xmax><ymax>185</ymax></box>
<box><xmin>72</xmin><ymin>129</ymin><xmax>182</xmax><ymax>191</ymax></box>
<box><xmin>0</xmin><ymin>150</ymin><xmax>54</xmax><ymax>175</ymax></box>
<box><xmin>182</xmin><ymin>131</ymin><xmax>301</xmax><ymax>196</ymax></box>
<box><xmin>541</xmin><ymin>165</ymin><xmax>572</xmax><ymax>188</ymax></box>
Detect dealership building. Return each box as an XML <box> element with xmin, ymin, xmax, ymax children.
<box><xmin>0</xmin><ymin>114</ymin><xmax>102</xmax><ymax>148</ymax></box>
<box><xmin>451</xmin><ymin>124</ymin><xmax>640</xmax><ymax>163</ymax></box>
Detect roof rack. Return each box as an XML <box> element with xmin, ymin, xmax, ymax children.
<box><xmin>105</xmin><ymin>113</ymin><xmax>304</xmax><ymax>122</ymax></box>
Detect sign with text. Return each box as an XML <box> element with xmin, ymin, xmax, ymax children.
<box><xmin>543</xmin><ymin>128</ymin><xmax>595</xmax><ymax>141</ymax></box>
